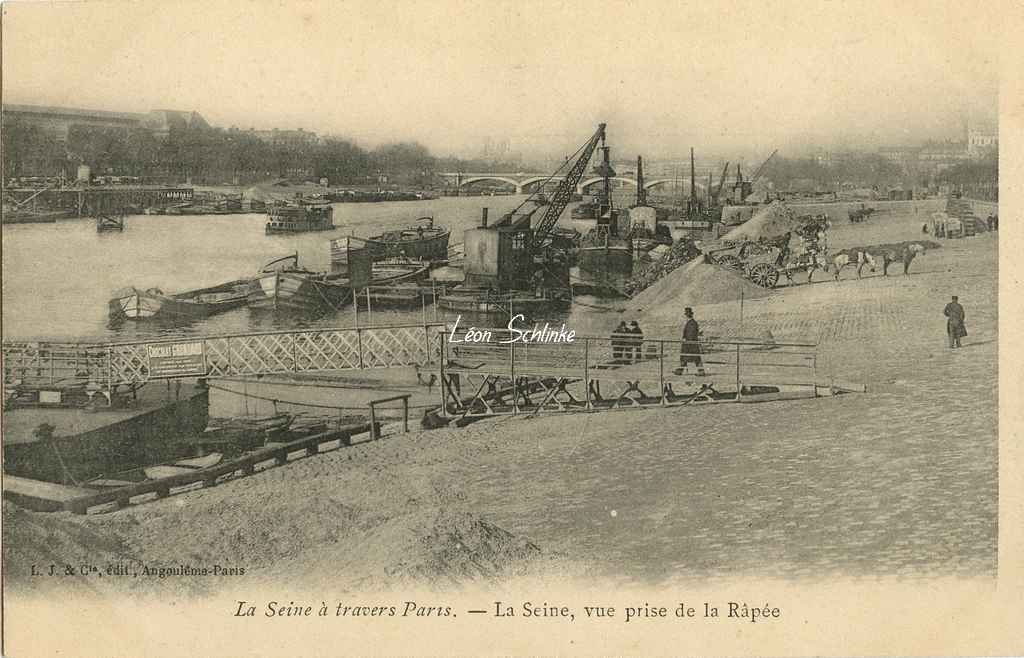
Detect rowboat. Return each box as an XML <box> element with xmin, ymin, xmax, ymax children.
<box><xmin>365</xmin><ymin>216</ymin><xmax>450</xmax><ymax>262</ymax></box>
<box><xmin>109</xmin><ymin>279</ymin><xmax>251</xmax><ymax>321</ymax></box>
<box><xmin>95</xmin><ymin>212</ymin><xmax>125</xmax><ymax>232</ymax></box>
<box><xmin>246</xmin><ymin>253</ymin><xmax>352</xmax><ymax>314</ymax></box>
<box><xmin>143</xmin><ymin>452</ymin><xmax>223</xmax><ymax>480</ymax></box>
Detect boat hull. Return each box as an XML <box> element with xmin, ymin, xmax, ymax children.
<box><xmin>366</xmin><ymin>227</ymin><xmax>450</xmax><ymax>262</ymax></box>
<box><xmin>109</xmin><ymin>280</ymin><xmax>251</xmax><ymax>321</ymax></box>
<box><xmin>437</xmin><ymin>289</ymin><xmax>570</xmax><ymax>314</ymax></box>
<box><xmin>246</xmin><ymin>271</ymin><xmax>352</xmax><ymax>314</ymax></box>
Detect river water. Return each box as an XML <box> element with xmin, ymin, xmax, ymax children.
<box><xmin>2</xmin><ymin>195</ymin><xmax>627</xmax><ymax>343</ymax></box>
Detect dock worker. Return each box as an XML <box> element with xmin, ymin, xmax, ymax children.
<box><xmin>531</xmin><ymin>269</ymin><xmax>546</xmax><ymax>298</ymax></box>
<box><xmin>676</xmin><ymin>307</ymin><xmax>706</xmax><ymax>375</ymax></box>
<box><xmin>944</xmin><ymin>295</ymin><xmax>967</xmax><ymax>349</ymax></box>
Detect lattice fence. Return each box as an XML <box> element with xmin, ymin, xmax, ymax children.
<box><xmin>3</xmin><ymin>324</ymin><xmax>446</xmax><ymax>388</ymax></box>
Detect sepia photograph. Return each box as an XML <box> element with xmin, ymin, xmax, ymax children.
<box><xmin>0</xmin><ymin>1</ymin><xmax>1018</xmax><ymax>656</ymax></box>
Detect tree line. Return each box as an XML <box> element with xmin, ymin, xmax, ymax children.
<box><xmin>1</xmin><ymin>119</ymin><xmax>524</xmax><ymax>186</ymax></box>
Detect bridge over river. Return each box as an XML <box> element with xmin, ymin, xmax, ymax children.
<box><xmin>438</xmin><ymin>171</ymin><xmax>712</xmax><ymax>196</ymax></box>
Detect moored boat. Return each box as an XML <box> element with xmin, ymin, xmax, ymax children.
<box><xmin>246</xmin><ymin>254</ymin><xmax>352</xmax><ymax>314</ymax></box>
<box><xmin>437</xmin><ymin>287</ymin><xmax>570</xmax><ymax>314</ymax></box>
<box><xmin>369</xmin><ymin>257</ymin><xmax>431</xmax><ymax>285</ymax></box>
<box><xmin>265</xmin><ymin>199</ymin><xmax>335</xmax><ymax>234</ymax></box>
<box><xmin>95</xmin><ymin>212</ymin><xmax>125</xmax><ymax>232</ymax></box>
<box><xmin>109</xmin><ymin>279</ymin><xmax>252</xmax><ymax>321</ymax></box>
<box><xmin>1</xmin><ymin>208</ymin><xmax>76</xmax><ymax>224</ymax></box>
<box><xmin>144</xmin><ymin>452</ymin><xmax>223</xmax><ymax>480</ymax></box>
<box><xmin>365</xmin><ymin>216</ymin><xmax>450</xmax><ymax>261</ymax></box>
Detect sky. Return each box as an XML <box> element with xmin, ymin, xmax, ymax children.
<box><xmin>1</xmin><ymin>0</ymin><xmax>1003</xmax><ymax>162</ymax></box>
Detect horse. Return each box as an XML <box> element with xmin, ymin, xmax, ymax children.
<box><xmin>831</xmin><ymin>249</ymin><xmax>878</xmax><ymax>280</ymax></box>
<box><xmin>782</xmin><ymin>252</ymin><xmax>832</xmax><ymax>285</ymax></box>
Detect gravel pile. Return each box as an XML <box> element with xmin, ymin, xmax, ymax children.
<box><xmin>622</xmin><ymin>239</ymin><xmax>701</xmax><ymax>296</ymax></box>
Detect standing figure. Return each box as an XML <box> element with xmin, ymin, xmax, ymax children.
<box><xmin>531</xmin><ymin>269</ymin><xmax>546</xmax><ymax>299</ymax></box>
<box><xmin>943</xmin><ymin>295</ymin><xmax>967</xmax><ymax>348</ymax></box>
<box><xmin>676</xmin><ymin>307</ymin><xmax>706</xmax><ymax>375</ymax></box>
<box><xmin>629</xmin><ymin>321</ymin><xmax>644</xmax><ymax>363</ymax></box>
<box><xmin>611</xmin><ymin>321</ymin><xmax>628</xmax><ymax>363</ymax></box>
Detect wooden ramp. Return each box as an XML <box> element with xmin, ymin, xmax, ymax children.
<box><xmin>3</xmin><ymin>476</ymin><xmax>95</xmax><ymax>512</ymax></box>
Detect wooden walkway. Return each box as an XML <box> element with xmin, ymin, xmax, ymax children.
<box><xmin>3</xmin><ymin>476</ymin><xmax>96</xmax><ymax>512</ymax></box>
<box><xmin>2</xmin><ymin>421</ymin><xmax>381</xmax><ymax>515</ymax></box>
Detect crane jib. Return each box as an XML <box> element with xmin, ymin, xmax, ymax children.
<box><xmin>531</xmin><ymin>123</ymin><xmax>607</xmax><ymax>247</ymax></box>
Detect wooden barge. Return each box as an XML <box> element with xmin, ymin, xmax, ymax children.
<box><xmin>109</xmin><ymin>279</ymin><xmax>251</xmax><ymax>321</ymax></box>
<box><xmin>364</xmin><ymin>217</ymin><xmax>450</xmax><ymax>261</ymax></box>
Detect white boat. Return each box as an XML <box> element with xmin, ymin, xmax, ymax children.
<box><xmin>143</xmin><ymin>453</ymin><xmax>223</xmax><ymax>480</ymax></box>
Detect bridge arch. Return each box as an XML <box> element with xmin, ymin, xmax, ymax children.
<box><xmin>578</xmin><ymin>177</ymin><xmax>640</xmax><ymax>193</ymax></box>
<box><xmin>644</xmin><ymin>179</ymin><xmax>707</xmax><ymax>192</ymax></box>
<box><xmin>518</xmin><ymin>175</ymin><xmax>566</xmax><ymax>192</ymax></box>
<box><xmin>459</xmin><ymin>176</ymin><xmax>521</xmax><ymax>191</ymax></box>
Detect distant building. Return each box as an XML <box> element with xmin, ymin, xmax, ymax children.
<box><xmin>877</xmin><ymin>146</ymin><xmax>916</xmax><ymax>163</ymax></box>
<box><xmin>1</xmin><ymin>103</ymin><xmax>209</xmax><ymax>142</ymax></box>
<box><xmin>142</xmin><ymin>110</ymin><xmax>210</xmax><ymax>139</ymax></box>
<box><xmin>917</xmin><ymin>140</ymin><xmax>970</xmax><ymax>172</ymax></box>
<box><xmin>247</xmin><ymin>128</ymin><xmax>321</xmax><ymax>148</ymax></box>
<box><xmin>2</xmin><ymin>103</ymin><xmax>143</xmax><ymax>142</ymax></box>
<box><xmin>966</xmin><ymin>121</ymin><xmax>997</xmax><ymax>158</ymax></box>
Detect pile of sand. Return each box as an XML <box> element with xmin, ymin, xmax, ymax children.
<box><xmin>271</xmin><ymin>508</ymin><xmax>545</xmax><ymax>590</ymax></box>
<box><xmin>2</xmin><ymin>501</ymin><xmax>133</xmax><ymax>593</ymax></box>
<box><xmin>625</xmin><ymin>257</ymin><xmax>770</xmax><ymax>319</ymax></box>
<box><xmin>41</xmin><ymin>464</ymin><xmax>551</xmax><ymax>593</ymax></box>
<box><xmin>722</xmin><ymin>201</ymin><xmax>803</xmax><ymax>241</ymax></box>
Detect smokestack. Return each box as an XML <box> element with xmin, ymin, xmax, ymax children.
<box><xmin>690</xmin><ymin>147</ymin><xmax>696</xmax><ymax>201</ymax></box>
<box><xmin>481</xmin><ymin>207</ymin><xmax>489</xmax><ymax>227</ymax></box>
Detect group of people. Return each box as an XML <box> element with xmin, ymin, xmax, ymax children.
<box><xmin>609</xmin><ymin>308</ymin><xmax>707</xmax><ymax>375</ymax></box>
<box><xmin>611</xmin><ymin>320</ymin><xmax>644</xmax><ymax>364</ymax></box>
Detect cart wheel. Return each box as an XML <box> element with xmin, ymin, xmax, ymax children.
<box><xmin>749</xmin><ymin>263</ymin><xmax>779</xmax><ymax>288</ymax></box>
<box><xmin>717</xmin><ymin>255</ymin><xmax>744</xmax><ymax>271</ymax></box>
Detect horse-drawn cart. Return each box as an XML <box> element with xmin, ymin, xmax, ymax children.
<box><xmin>698</xmin><ymin>215</ymin><xmax>831</xmax><ymax>289</ymax></box>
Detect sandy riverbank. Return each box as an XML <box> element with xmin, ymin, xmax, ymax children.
<box><xmin>3</xmin><ymin>199</ymin><xmax>997</xmax><ymax>594</ymax></box>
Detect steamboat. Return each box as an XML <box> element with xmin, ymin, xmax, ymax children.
<box><xmin>265</xmin><ymin>198</ymin><xmax>335</xmax><ymax>234</ymax></box>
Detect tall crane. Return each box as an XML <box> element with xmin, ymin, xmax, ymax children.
<box><xmin>714</xmin><ymin>161</ymin><xmax>730</xmax><ymax>202</ymax></box>
<box><xmin>750</xmin><ymin>149</ymin><xmax>778</xmax><ymax>185</ymax></box>
<box><xmin>503</xmin><ymin>123</ymin><xmax>607</xmax><ymax>249</ymax></box>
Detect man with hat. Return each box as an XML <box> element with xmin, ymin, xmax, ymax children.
<box><xmin>676</xmin><ymin>307</ymin><xmax>706</xmax><ymax>375</ymax></box>
<box><xmin>944</xmin><ymin>295</ymin><xmax>967</xmax><ymax>348</ymax></box>
<box><xmin>628</xmin><ymin>320</ymin><xmax>644</xmax><ymax>363</ymax></box>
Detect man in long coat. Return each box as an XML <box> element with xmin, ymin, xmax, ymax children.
<box><xmin>944</xmin><ymin>295</ymin><xmax>967</xmax><ymax>348</ymax></box>
<box><xmin>677</xmin><ymin>307</ymin><xmax>706</xmax><ymax>375</ymax></box>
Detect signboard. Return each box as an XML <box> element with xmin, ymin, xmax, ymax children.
<box><xmin>147</xmin><ymin>340</ymin><xmax>207</xmax><ymax>379</ymax></box>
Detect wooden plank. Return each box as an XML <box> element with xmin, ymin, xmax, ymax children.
<box><xmin>4</xmin><ymin>476</ymin><xmax>95</xmax><ymax>511</ymax></box>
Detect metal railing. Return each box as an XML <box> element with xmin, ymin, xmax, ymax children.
<box><xmin>440</xmin><ymin>327</ymin><xmax>819</xmax><ymax>416</ymax></box>
<box><xmin>3</xmin><ymin>323</ymin><xmax>446</xmax><ymax>388</ymax></box>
